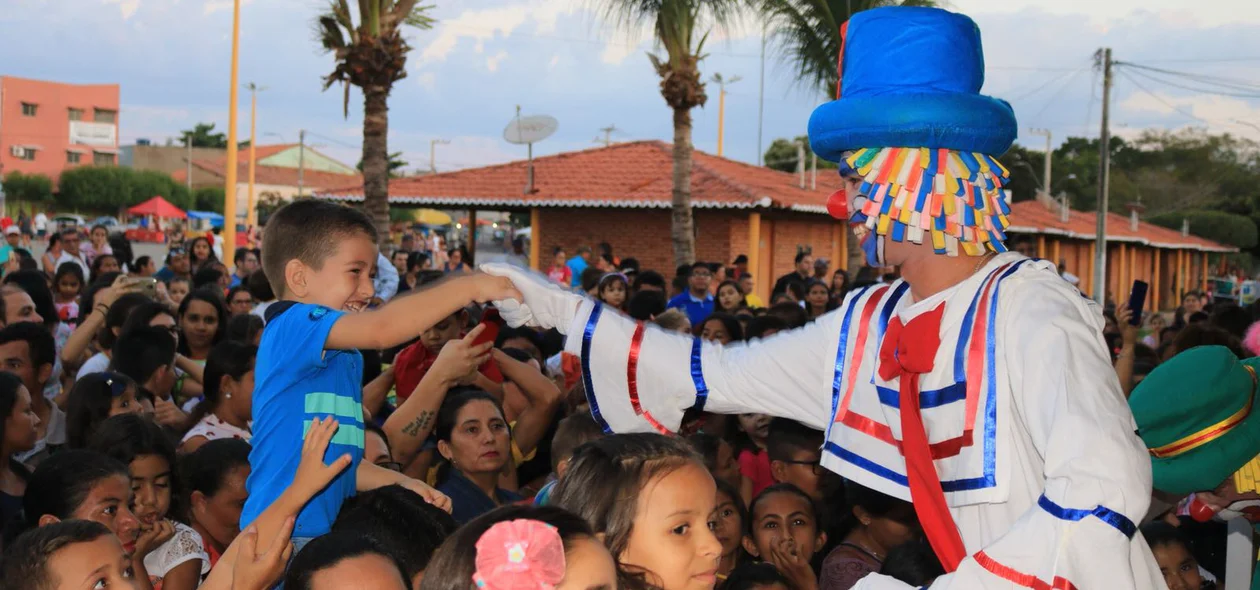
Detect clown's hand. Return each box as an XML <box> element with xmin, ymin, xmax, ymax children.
<box><xmin>479</xmin><ymin>263</ymin><xmax>583</xmax><ymax>334</ymax></box>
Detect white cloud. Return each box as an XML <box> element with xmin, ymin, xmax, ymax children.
<box><xmin>600</xmin><ymin>33</ymin><xmax>644</xmax><ymax>66</ymax></box>
<box><xmin>415</xmin><ymin>0</ymin><xmax>581</xmax><ymax>65</ymax></box>
<box><xmin>415</xmin><ymin>71</ymin><xmax>437</xmax><ymax>91</ymax></box>
<box><xmin>1118</xmin><ymin>91</ymin><xmax>1260</xmax><ymax>140</ymax></box>
<box><xmin>203</xmin><ymin>0</ymin><xmax>255</xmax><ymax>16</ymax></box>
<box><xmin>951</xmin><ymin>0</ymin><xmax>1260</xmax><ymax>27</ymax></box>
<box><xmin>102</xmin><ymin>0</ymin><xmax>140</xmax><ymax>20</ymax></box>
<box><xmin>486</xmin><ymin>51</ymin><xmax>509</xmax><ymax>72</ymax></box>
<box><xmin>548</xmin><ymin>54</ymin><xmax>560</xmax><ymax>68</ymax></box>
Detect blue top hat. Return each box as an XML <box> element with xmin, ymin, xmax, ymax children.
<box><xmin>808</xmin><ymin>7</ymin><xmax>1018</xmax><ymax>162</ymax></box>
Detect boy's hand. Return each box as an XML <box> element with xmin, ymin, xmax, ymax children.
<box><xmin>231</xmin><ymin>518</ymin><xmax>295</xmax><ymax>590</ymax></box>
<box><xmin>479</xmin><ymin>264</ymin><xmax>583</xmax><ymax>333</ymax></box>
<box><xmin>470</xmin><ymin>272</ymin><xmax>522</xmax><ymax>304</ymax></box>
<box><xmin>292</xmin><ymin>417</ymin><xmax>353</xmax><ymax>499</ymax></box>
<box><xmin>432</xmin><ymin>324</ymin><xmax>494</xmax><ymax>386</ymax></box>
<box><xmin>398</xmin><ymin>477</ymin><xmax>452</xmax><ymax>513</ymax></box>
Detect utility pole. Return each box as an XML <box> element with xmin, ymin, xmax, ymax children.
<box><xmin>185</xmin><ymin>135</ymin><xmax>192</xmax><ymax>193</ymax></box>
<box><xmin>795</xmin><ymin>139</ymin><xmax>806</xmax><ymax>189</ymax></box>
<box><xmin>245</xmin><ymin>83</ymin><xmax>265</xmax><ymax>232</ymax></box>
<box><xmin>711</xmin><ymin>73</ymin><xmax>742</xmax><ymax>157</ymax></box>
<box><xmin>297</xmin><ymin>129</ymin><xmax>306</xmax><ymax>197</ymax></box>
<box><xmin>429</xmin><ymin>138</ymin><xmax>449</xmax><ymax>174</ymax></box>
<box><xmin>1029</xmin><ymin>127</ymin><xmax>1062</xmax><ymax>221</ymax></box>
<box><xmin>1093</xmin><ymin>48</ymin><xmax>1113</xmax><ymax>305</ymax></box>
<box><xmin>222</xmin><ymin>0</ymin><xmax>241</xmax><ymax>264</ymax></box>
<box><xmin>594</xmin><ymin>125</ymin><xmax>619</xmax><ymax>147</ymax></box>
<box><xmin>757</xmin><ymin>26</ymin><xmax>766</xmax><ymax>166</ymax></box>
<box><xmin>811</xmin><ymin>152</ymin><xmax>817</xmax><ymax>190</ymax></box>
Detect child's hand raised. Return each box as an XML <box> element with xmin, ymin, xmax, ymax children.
<box><xmin>479</xmin><ymin>263</ymin><xmax>584</xmax><ymax>333</ymax></box>
<box><xmin>292</xmin><ymin>417</ymin><xmax>353</xmax><ymax>500</ymax></box>
<box><xmin>133</xmin><ymin>519</ymin><xmax>175</xmax><ymax>560</ymax></box>
<box><xmin>230</xmin><ymin>517</ymin><xmax>295</xmax><ymax>590</ymax></box>
<box><xmin>432</xmin><ymin>324</ymin><xmax>494</xmax><ymax>386</ymax></box>
<box><xmin>398</xmin><ymin>477</ymin><xmax>453</xmax><ymax>513</ymax></box>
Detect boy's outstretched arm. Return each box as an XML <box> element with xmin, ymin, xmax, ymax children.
<box><xmin>356</xmin><ymin>459</ymin><xmax>453</xmax><ymax>513</ymax></box>
<box><xmin>326</xmin><ymin>272</ymin><xmax>520</xmax><ymax>351</ymax></box>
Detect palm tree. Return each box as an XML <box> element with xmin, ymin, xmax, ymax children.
<box><xmin>761</xmin><ymin>0</ymin><xmax>933</xmax><ymax>98</ymax></box>
<box><xmin>317</xmin><ymin>1</ymin><xmax>435</xmax><ymax>246</ymax></box>
<box><xmin>598</xmin><ymin>0</ymin><xmax>745</xmax><ymax>267</ymax></box>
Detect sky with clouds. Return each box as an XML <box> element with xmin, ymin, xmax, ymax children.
<box><xmin>3</xmin><ymin>0</ymin><xmax>1260</xmax><ymax>174</ymax></box>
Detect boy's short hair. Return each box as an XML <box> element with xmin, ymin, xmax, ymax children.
<box><xmin>0</xmin><ymin>519</ymin><xmax>114</xmax><ymax>590</ymax></box>
<box><xmin>765</xmin><ymin>418</ymin><xmax>823</xmax><ymax>462</ymax></box>
<box><xmin>632</xmin><ymin>270</ymin><xmax>666</xmax><ymax>292</ymax></box>
<box><xmin>261</xmin><ymin>200</ymin><xmax>378</xmax><ymax>298</ymax></box>
<box><xmin>723</xmin><ymin>562</ymin><xmax>792</xmax><ymax>590</ymax></box>
<box><xmin>111</xmin><ymin>326</ymin><xmax>176</xmax><ymax>385</ymax></box>
<box><xmin>627</xmin><ymin>290</ymin><xmax>666</xmax><ymax>321</ymax></box>
<box><xmin>580</xmin><ymin>267</ymin><xmax>603</xmax><ymax>292</ymax></box>
<box><xmin>0</xmin><ymin>321</ymin><xmax>56</xmax><ymax>374</ymax></box>
<box><xmin>550</xmin><ymin>412</ymin><xmax>605</xmax><ymax>472</ymax></box>
<box><xmin>332</xmin><ymin>484</ymin><xmax>458</xmax><ymax>581</ymax></box>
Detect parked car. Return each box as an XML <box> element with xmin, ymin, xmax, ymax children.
<box><xmin>91</xmin><ymin>216</ymin><xmax>122</xmax><ymax>230</ymax></box>
<box><xmin>51</xmin><ymin>214</ymin><xmax>87</xmax><ymax>232</ymax></box>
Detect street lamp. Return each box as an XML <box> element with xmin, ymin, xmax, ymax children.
<box><xmin>710</xmin><ymin>73</ymin><xmax>742</xmax><ymax>157</ymax></box>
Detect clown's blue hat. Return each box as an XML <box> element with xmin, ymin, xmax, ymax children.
<box><xmin>808</xmin><ymin>7</ymin><xmax>1017</xmax><ymax>159</ymax></box>
<box><xmin>807</xmin><ymin>7</ymin><xmax>1019</xmax><ymax>258</ymax></box>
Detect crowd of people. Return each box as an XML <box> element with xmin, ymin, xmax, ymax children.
<box><xmin>0</xmin><ymin>197</ymin><xmax>1241</xmax><ymax>590</ymax></box>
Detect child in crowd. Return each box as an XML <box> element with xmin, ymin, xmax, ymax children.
<box><xmin>877</xmin><ymin>539</ymin><xmax>944</xmax><ymax>587</ymax></box>
<box><xmin>723</xmin><ymin>563</ymin><xmax>793</xmax><ymax>590</ymax></box>
<box><xmin>167</xmin><ymin>277</ymin><xmax>191</xmax><ymax>307</ymax></box>
<box><xmin>111</xmin><ymin>326</ymin><xmax>185</xmax><ymax>430</ymax></box>
<box><xmin>284</xmin><ymin>533</ymin><xmax>409</xmax><ymax>590</ymax></box>
<box><xmin>597</xmin><ymin>273</ymin><xmax>630</xmax><ymax>311</ymax></box>
<box><xmin>743</xmin><ymin>484</ymin><xmax>827</xmax><ymax>590</ymax></box>
<box><xmin>332</xmin><ymin>484</ymin><xmax>459</xmax><ymax>589</ymax></box>
<box><xmin>88</xmin><ymin>414</ymin><xmax>206</xmax><ymax>590</ymax></box>
<box><xmin>421</xmin><ymin>504</ymin><xmax>618</xmax><ymax>590</ymax></box>
<box><xmin>64</xmin><ymin>371</ymin><xmax>142</xmax><ymax>448</ymax></box>
<box><xmin>1142</xmin><ymin>521</ymin><xmax>1215</xmax><ymax>590</ymax></box>
<box><xmin>552</xmin><ymin>433</ymin><xmax>722</xmax><ymax>590</ymax></box>
<box><xmin>180</xmin><ymin>340</ymin><xmax>255</xmax><ymax>453</ymax></box>
<box><xmin>819</xmin><ymin>481</ymin><xmax>918</xmax><ymax>590</ymax></box>
<box><xmin>653</xmin><ymin>308</ymin><xmax>692</xmax><ymax>334</ymax></box>
<box><xmin>765</xmin><ymin>418</ymin><xmax>825</xmax><ymax>502</ymax></box>
<box><xmin>241</xmin><ymin>200</ymin><xmax>515</xmax><ymax>546</ymax></box>
<box><xmin>183</xmin><ymin>438</ymin><xmax>252</xmax><ymax>571</ymax></box>
<box><xmin>546</xmin><ymin>247</ymin><xmax>572</xmax><ymax>286</ymax></box>
<box><xmin>687</xmin><ymin>432</ymin><xmax>742</xmax><ymax>490</ymax></box>
<box><xmin>735</xmin><ymin>413</ymin><xmax>773</xmax><ymax>502</ymax></box>
<box><xmin>0</xmin><ymin>520</ymin><xmax>136</xmax><ymax>590</ymax></box>
<box><xmin>53</xmin><ymin>262</ymin><xmax>83</xmax><ymax>322</ymax></box>
<box><xmin>534</xmin><ymin>412</ymin><xmax>606</xmax><ymax>505</ymax></box>
<box><xmin>712</xmin><ymin>478</ymin><xmax>748</xmax><ymax>583</ymax></box>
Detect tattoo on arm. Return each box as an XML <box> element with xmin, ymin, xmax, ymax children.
<box><xmin>401</xmin><ymin>411</ymin><xmax>434</xmax><ymax>438</ymax></box>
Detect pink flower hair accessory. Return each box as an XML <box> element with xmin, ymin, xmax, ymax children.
<box><xmin>472</xmin><ymin>519</ymin><xmax>566</xmax><ymax>590</ymax></box>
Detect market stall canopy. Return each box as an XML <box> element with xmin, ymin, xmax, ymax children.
<box><xmin>414</xmin><ymin>208</ymin><xmax>453</xmax><ymax>226</ymax></box>
<box><xmin>188</xmin><ymin>210</ymin><xmax>225</xmax><ymax>227</ymax></box>
<box><xmin>128</xmin><ymin>196</ymin><xmax>187</xmax><ymax>219</ymax></box>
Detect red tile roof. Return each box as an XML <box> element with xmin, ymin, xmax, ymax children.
<box><xmin>248</xmin><ymin>143</ymin><xmax>297</xmax><ymax>161</ymax></box>
<box><xmin>175</xmin><ymin>159</ymin><xmax>361</xmax><ymax>190</ymax></box>
<box><xmin>318</xmin><ymin>140</ymin><xmax>839</xmax><ymax>212</ymax></box>
<box><xmin>1007</xmin><ymin>200</ymin><xmax>1235</xmax><ymax>252</ymax></box>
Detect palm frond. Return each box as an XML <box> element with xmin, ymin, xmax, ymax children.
<box><xmin>317</xmin><ymin>15</ymin><xmax>348</xmax><ymax>51</ymax></box>
<box><xmin>332</xmin><ymin>0</ymin><xmax>358</xmax><ymax>44</ymax></box>
<box><xmin>401</xmin><ymin>3</ymin><xmax>438</xmax><ymax>30</ymax></box>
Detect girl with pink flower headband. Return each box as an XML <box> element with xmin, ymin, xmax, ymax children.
<box><xmin>421</xmin><ymin>505</ymin><xmax>617</xmax><ymax>590</ymax></box>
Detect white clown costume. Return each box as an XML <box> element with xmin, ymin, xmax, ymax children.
<box><xmin>484</xmin><ymin>6</ymin><xmax>1165</xmax><ymax>590</ymax></box>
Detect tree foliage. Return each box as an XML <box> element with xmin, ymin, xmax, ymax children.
<box><xmin>763</xmin><ymin>135</ymin><xmax>838</xmax><ymax>173</ymax></box>
<box><xmin>356</xmin><ymin>152</ymin><xmax>408</xmax><ymax>177</ymax></box>
<box><xmin>194</xmin><ymin>187</ymin><xmax>226</xmax><ymax>213</ymax></box>
<box><xmin>56</xmin><ymin>167</ymin><xmax>191</xmax><ymax>212</ymax></box>
<box><xmin>181</xmin><ymin>123</ymin><xmax>229</xmax><ymax>148</ymax></box>
<box><xmin>1148</xmin><ymin>210</ymin><xmax>1258</xmax><ymax>250</ymax></box>
<box><xmin>1</xmin><ymin>171</ymin><xmax>54</xmax><ymax>202</ymax></box>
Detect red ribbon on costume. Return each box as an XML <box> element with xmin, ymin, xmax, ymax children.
<box><xmin>877</xmin><ymin>303</ymin><xmax>967</xmax><ymax>572</ymax></box>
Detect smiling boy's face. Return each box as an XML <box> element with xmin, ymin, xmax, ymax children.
<box><xmin>292</xmin><ymin>231</ymin><xmax>378</xmax><ymax>312</ymax></box>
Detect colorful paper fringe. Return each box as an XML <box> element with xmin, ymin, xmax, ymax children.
<box><xmin>842</xmin><ymin>147</ymin><xmax>1012</xmax><ymax>257</ymax></box>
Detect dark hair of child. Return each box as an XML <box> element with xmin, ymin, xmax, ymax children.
<box><xmin>98</xmin><ymin>292</ymin><xmax>151</xmax><ymax>350</ymax></box>
<box><xmin>765</xmin><ymin>418</ymin><xmax>822</xmax><ymax>463</ymax></box>
<box><xmin>696</xmin><ymin>312</ymin><xmax>745</xmax><ymax>342</ymax></box>
<box><xmin>632</xmin><ymin>270</ymin><xmax>667</xmax><ymax>292</ymax></box>
<box><xmin>420</xmin><ymin>504</ymin><xmax>595</xmax><ymax>590</ymax></box>
<box><xmin>721</xmin><ymin>562</ymin><xmax>792</xmax><ymax>590</ymax></box>
<box><xmin>119</xmin><ymin>301</ymin><xmax>175</xmax><ymax>338</ymax></box>
<box><xmin>581</xmin><ymin>266</ymin><xmax>604</xmax><ymax>293</ymax></box>
<box><xmin>181</xmin><ymin>438</ymin><xmax>251</xmax><ymax>512</ymax></box>
<box><xmin>687</xmin><ymin>432</ymin><xmax>727</xmax><ymax>474</ymax></box>
<box><xmin>748</xmin><ymin>483</ymin><xmax>820</xmax><ymax>530</ymax></box>
<box><xmin>878</xmin><ymin>539</ymin><xmax>944</xmax><ymax>586</ymax></box>
<box><xmin>261</xmin><ymin>199</ymin><xmax>378</xmax><ymax>299</ymax></box>
<box><xmin>64</xmin><ymin>372</ymin><xmax>138</xmax><ymax>449</ymax></box>
<box><xmin>2</xmin><ymin>449</ymin><xmax>129</xmax><ymax>545</ymax></box>
<box><xmin>550</xmin><ymin>412</ymin><xmax>606</xmax><ymax>473</ymax></box>
<box><xmin>0</xmin><ymin>519</ymin><xmax>115</xmax><ymax>590</ymax></box>
<box><xmin>835</xmin><ymin>480</ymin><xmax>918</xmax><ymax>541</ymax></box>
<box><xmin>111</xmin><ymin>326</ymin><xmax>177</xmax><ymax>387</ymax></box>
<box><xmin>189</xmin><ymin>340</ymin><xmax>256</xmax><ymax>426</ymax></box>
<box><xmin>245</xmin><ymin>269</ymin><xmax>274</xmax><ymax>303</ymax></box>
<box><xmin>628</xmin><ymin>290</ymin><xmax>667</xmax><ymax>321</ymax></box>
<box><xmin>284</xmin><ymin>532</ymin><xmax>410</xmax><ymax>590</ymax></box>
<box><xmin>192</xmin><ymin>265</ymin><xmax>225</xmax><ymax>291</ymax></box>
<box><xmin>333</xmin><ymin>484</ymin><xmax>459</xmax><ymax>585</ymax></box>
<box><xmin>85</xmin><ymin>413</ymin><xmax>183</xmax><ymax>519</ymax></box>
<box><xmin>226</xmin><ymin>313</ymin><xmax>265</xmax><ymax>344</ymax></box>
<box><xmin>745</xmin><ymin>315</ymin><xmax>788</xmax><ymax>340</ymax></box>
<box><xmin>767</xmin><ymin>302</ymin><xmax>808</xmax><ymax>330</ymax></box>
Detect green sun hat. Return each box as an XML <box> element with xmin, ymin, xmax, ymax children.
<box><xmin>1129</xmin><ymin>345</ymin><xmax>1260</xmax><ymax>496</ymax></box>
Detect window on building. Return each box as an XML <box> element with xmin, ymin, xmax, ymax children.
<box><xmin>14</xmin><ymin>148</ymin><xmax>35</xmax><ymax>161</ymax></box>
<box><xmin>93</xmin><ymin>109</ymin><xmax>117</xmax><ymax>124</ymax></box>
<box><xmin>92</xmin><ymin>151</ymin><xmax>114</xmax><ymax>166</ymax></box>
<box><xmin>66</xmin><ymin>151</ymin><xmax>81</xmax><ymax>164</ymax></box>
<box><xmin>68</xmin><ymin>108</ymin><xmax>83</xmax><ymax>121</ymax></box>
<box><xmin>20</xmin><ymin>103</ymin><xmax>37</xmax><ymax>117</ymax></box>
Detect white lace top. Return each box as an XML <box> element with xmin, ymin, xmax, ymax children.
<box><xmin>181</xmin><ymin>414</ymin><xmax>252</xmax><ymax>444</ymax></box>
<box><xmin>144</xmin><ymin>522</ymin><xmax>209</xmax><ymax>588</ymax></box>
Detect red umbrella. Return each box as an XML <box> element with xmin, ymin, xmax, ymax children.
<box><xmin>127</xmin><ymin>196</ymin><xmax>187</xmax><ymax>219</ymax></box>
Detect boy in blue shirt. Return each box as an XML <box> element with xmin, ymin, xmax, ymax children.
<box><xmin>240</xmin><ymin>200</ymin><xmax>517</xmax><ymax>543</ymax></box>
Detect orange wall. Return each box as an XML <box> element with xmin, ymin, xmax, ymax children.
<box><xmin>0</xmin><ymin>76</ymin><xmax>120</xmax><ymax>182</ymax></box>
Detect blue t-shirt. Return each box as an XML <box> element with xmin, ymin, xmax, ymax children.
<box><xmin>667</xmin><ymin>291</ymin><xmax>715</xmax><ymax>327</ymax></box>
<box><xmin>566</xmin><ymin>256</ymin><xmax>587</xmax><ymax>288</ymax></box>
<box><xmin>240</xmin><ymin>302</ymin><xmax>365</xmax><ymax>538</ymax></box>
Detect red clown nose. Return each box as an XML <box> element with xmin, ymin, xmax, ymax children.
<box><xmin>826</xmin><ymin>188</ymin><xmax>849</xmax><ymax>220</ymax></box>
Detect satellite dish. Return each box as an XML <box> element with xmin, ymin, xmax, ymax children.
<box><xmin>504</xmin><ymin>115</ymin><xmax>559</xmax><ymax>145</ymax></box>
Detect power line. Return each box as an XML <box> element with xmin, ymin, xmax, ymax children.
<box><xmin>1116</xmin><ymin>62</ymin><xmax>1260</xmax><ymax>94</ymax></box>
<box><xmin>1008</xmin><ymin>67</ymin><xmax>1089</xmax><ymax>102</ymax></box>
<box><xmin>1116</xmin><ymin>69</ymin><xmax>1214</xmax><ymax>125</ymax></box>
<box><xmin>1123</xmin><ymin>68</ymin><xmax>1260</xmax><ymax>99</ymax></box>
<box><xmin>1028</xmin><ymin>68</ymin><xmax>1089</xmax><ymax>122</ymax></box>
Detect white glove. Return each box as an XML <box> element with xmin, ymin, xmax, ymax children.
<box><xmin>479</xmin><ymin>263</ymin><xmax>584</xmax><ymax>334</ymax></box>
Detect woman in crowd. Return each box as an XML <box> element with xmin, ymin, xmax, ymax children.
<box><xmin>698</xmin><ymin>312</ymin><xmax>744</xmax><ymax>345</ymax></box>
<box><xmin>65</xmin><ymin>371</ymin><xmax>143</xmax><ymax>448</ymax></box>
<box><xmin>178</xmin><ymin>289</ymin><xmax>228</xmax><ymax>366</ymax></box>
<box><xmin>69</xmin><ymin>291</ymin><xmax>150</xmax><ymax>379</ymax></box>
<box><xmin>830</xmin><ymin>270</ymin><xmax>850</xmax><ymax>307</ymax></box>
<box><xmin>434</xmin><ymin>390</ymin><xmax>522</xmax><ymax>525</ymax></box>
<box><xmin>90</xmin><ymin>253</ymin><xmax>122</xmax><ymax>284</ymax></box>
<box><xmin>225</xmin><ymin>286</ymin><xmax>254</xmax><ymax>317</ymax></box>
<box><xmin>108</xmin><ymin>233</ymin><xmax>134</xmax><ymax>272</ymax></box>
<box><xmin>82</xmin><ymin>224</ymin><xmax>113</xmax><ymax>265</ymax></box>
<box><xmin>40</xmin><ymin>233</ymin><xmax>62</xmax><ymax>276</ymax></box>
<box><xmin>183</xmin><ymin>438</ymin><xmax>251</xmax><ymax>571</ymax></box>
<box><xmin>819</xmin><ymin>482</ymin><xmax>919</xmax><ymax>590</ymax></box>
<box><xmin>0</xmin><ymin>372</ymin><xmax>37</xmax><ymax>526</ymax></box>
<box><xmin>396</xmin><ymin>251</ymin><xmax>431</xmax><ymax>295</ymax></box>
<box><xmin>187</xmin><ymin>236</ymin><xmax>218</xmax><ymax>273</ymax></box>
<box><xmin>716</xmin><ymin>280</ymin><xmax>748</xmax><ymax>315</ymax></box>
<box><xmin>180</xmin><ymin>340</ymin><xmax>255</xmax><ymax>453</ymax></box>
<box><xmin>89</xmin><ymin>414</ymin><xmax>207</xmax><ymax>590</ymax></box>
<box><xmin>443</xmin><ymin>247</ymin><xmax>472</xmax><ymax>274</ymax></box>
<box><xmin>804</xmin><ymin>280</ymin><xmax>834</xmax><ymax>320</ymax></box>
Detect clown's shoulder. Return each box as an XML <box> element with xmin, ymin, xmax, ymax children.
<box><xmin>994</xmin><ymin>254</ymin><xmax>1109</xmax><ymax>335</ymax></box>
